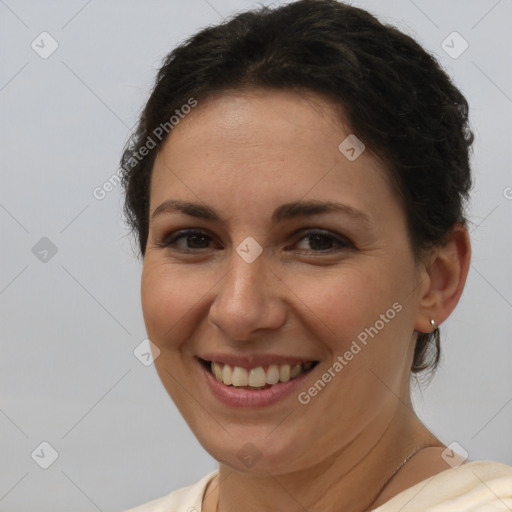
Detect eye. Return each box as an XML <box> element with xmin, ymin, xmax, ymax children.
<box><xmin>291</xmin><ymin>229</ymin><xmax>352</xmax><ymax>253</ymax></box>
<box><xmin>157</xmin><ymin>229</ymin><xmax>216</xmax><ymax>252</ymax></box>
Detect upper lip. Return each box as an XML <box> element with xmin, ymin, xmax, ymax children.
<box><xmin>198</xmin><ymin>353</ymin><xmax>318</xmax><ymax>369</ymax></box>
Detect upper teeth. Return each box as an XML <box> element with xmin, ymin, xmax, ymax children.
<box><xmin>211</xmin><ymin>361</ymin><xmax>314</xmax><ymax>388</ymax></box>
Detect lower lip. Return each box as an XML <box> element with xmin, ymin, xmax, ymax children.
<box><xmin>198</xmin><ymin>359</ymin><xmax>315</xmax><ymax>407</ymax></box>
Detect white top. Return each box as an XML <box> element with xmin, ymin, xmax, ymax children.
<box><xmin>124</xmin><ymin>460</ymin><xmax>512</xmax><ymax>512</ymax></box>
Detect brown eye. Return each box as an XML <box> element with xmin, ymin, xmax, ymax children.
<box><xmin>293</xmin><ymin>230</ymin><xmax>352</xmax><ymax>253</ymax></box>
<box><xmin>159</xmin><ymin>230</ymin><xmax>214</xmax><ymax>251</ymax></box>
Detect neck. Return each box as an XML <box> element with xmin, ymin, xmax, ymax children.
<box><xmin>203</xmin><ymin>405</ymin><xmax>442</xmax><ymax>512</ymax></box>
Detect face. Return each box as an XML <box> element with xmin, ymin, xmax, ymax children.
<box><xmin>141</xmin><ymin>89</ymin><xmax>425</xmax><ymax>474</ymax></box>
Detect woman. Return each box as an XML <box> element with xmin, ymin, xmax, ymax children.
<box><xmin>121</xmin><ymin>1</ymin><xmax>512</xmax><ymax>510</ymax></box>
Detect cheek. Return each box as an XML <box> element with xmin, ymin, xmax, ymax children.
<box><xmin>289</xmin><ymin>266</ymin><xmax>392</xmax><ymax>338</ymax></box>
<box><xmin>140</xmin><ymin>260</ymin><xmax>205</xmax><ymax>347</ymax></box>
<box><xmin>288</xmin><ymin>262</ymin><xmax>412</xmax><ymax>374</ymax></box>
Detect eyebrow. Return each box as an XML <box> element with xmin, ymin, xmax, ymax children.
<box><xmin>151</xmin><ymin>199</ymin><xmax>373</xmax><ymax>227</ymax></box>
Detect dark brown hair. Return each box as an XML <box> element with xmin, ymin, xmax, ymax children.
<box><xmin>120</xmin><ymin>0</ymin><xmax>473</xmax><ymax>375</ymax></box>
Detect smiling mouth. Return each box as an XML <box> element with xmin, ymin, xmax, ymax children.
<box><xmin>198</xmin><ymin>358</ymin><xmax>319</xmax><ymax>390</ymax></box>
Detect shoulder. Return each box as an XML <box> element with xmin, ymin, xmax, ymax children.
<box><xmin>373</xmin><ymin>460</ymin><xmax>512</xmax><ymax>511</ymax></box>
<box><xmin>123</xmin><ymin>471</ymin><xmax>217</xmax><ymax>512</ymax></box>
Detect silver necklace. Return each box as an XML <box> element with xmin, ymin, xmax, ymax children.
<box><xmin>387</xmin><ymin>444</ymin><xmax>427</xmax><ymax>481</ymax></box>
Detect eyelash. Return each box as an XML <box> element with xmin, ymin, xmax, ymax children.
<box><xmin>156</xmin><ymin>228</ymin><xmax>353</xmax><ymax>254</ymax></box>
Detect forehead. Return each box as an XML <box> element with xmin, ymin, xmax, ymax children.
<box><xmin>149</xmin><ymin>88</ymin><xmax>400</xmax><ymax>227</ymax></box>
<box><xmin>158</xmin><ymin>88</ymin><xmax>350</xmax><ymax>157</ymax></box>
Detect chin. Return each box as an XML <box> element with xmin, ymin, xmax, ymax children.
<box><xmin>194</xmin><ymin>426</ymin><xmax>310</xmax><ymax>475</ymax></box>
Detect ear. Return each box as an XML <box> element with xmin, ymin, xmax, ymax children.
<box><xmin>414</xmin><ymin>223</ymin><xmax>471</xmax><ymax>333</ymax></box>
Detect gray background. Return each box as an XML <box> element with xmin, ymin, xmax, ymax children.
<box><xmin>1</xmin><ymin>1</ymin><xmax>511</xmax><ymax>511</ymax></box>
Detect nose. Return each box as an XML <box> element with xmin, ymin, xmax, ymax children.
<box><xmin>208</xmin><ymin>247</ymin><xmax>287</xmax><ymax>342</ymax></box>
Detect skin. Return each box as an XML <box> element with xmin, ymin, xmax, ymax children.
<box><xmin>140</xmin><ymin>88</ymin><xmax>471</xmax><ymax>512</ymax></box>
